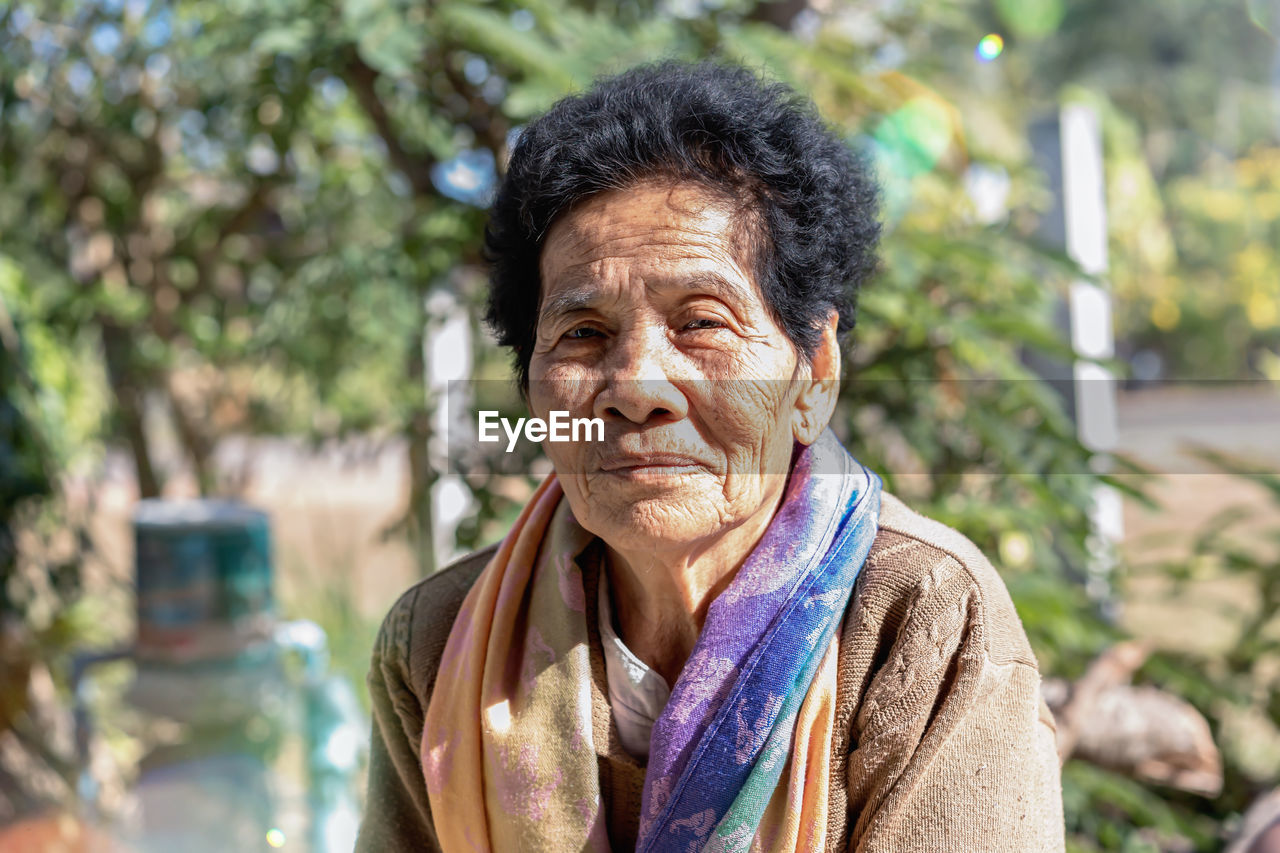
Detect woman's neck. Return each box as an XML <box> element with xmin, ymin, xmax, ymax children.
<box><xmin>602</xmin><ymin>487</ymin><xmax>784</xmax><ymax>686</ymax></box>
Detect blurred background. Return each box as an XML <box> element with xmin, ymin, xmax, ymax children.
<box><xmin>1</xmin><ymin>0</ymin><xmax>1279</xmax><ymax>850</ymax></box>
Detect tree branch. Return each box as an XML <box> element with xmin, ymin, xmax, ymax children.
<box><xmin>342</xmin><ymin>50</ymin><xmax>437</xmax><ymax>197</ymax></box>
<box><xmin>438</xmin><ymin>62</ymin><xmax>510</xmax><ymax>165</ymax></box>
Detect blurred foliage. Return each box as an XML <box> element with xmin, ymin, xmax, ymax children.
<box><xmin>1116</xmin><ymin>446</ymin><xmax>1280</xmax><ymax>851</ymax></box>
<box><xmin>1062</xmin><ymin>759</ymin><xmax>1220</xmax><ymax>853</ymax></box>
<box><xmin>974</xmin><ymin>0</ymin><xmax>1280</xmax><ymax>381</ymax></box>
<box><xmin>0</xmin><ymin>277</ymin><xmax>95</xmax><ymax>820</ymax></box>
<box><xmin>1120</xmin><ymin>144</ymin><xmax>1280</xmax><ymax>380</ymax></box>
<box><xmin>0</xmin><ymin>0</ymin><xmax>1277</xmax><ymax>847</ymax></box>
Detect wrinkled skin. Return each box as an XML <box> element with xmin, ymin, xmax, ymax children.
<box><xmin>528</xmin><ymin>180</ymin><xmax>841</xmax><ymax>683</ymax></box>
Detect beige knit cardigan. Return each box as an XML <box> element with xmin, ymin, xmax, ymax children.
<box><xmin>355</xmin><ymin>491</ymin><xmax>1066</xmax><ymax>852</ymax></box>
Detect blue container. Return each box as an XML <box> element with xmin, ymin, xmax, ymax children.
<box><xmin>133</xmin><ymin>500</ymin><xmax>274</xmax><ymax>663</ymax></box>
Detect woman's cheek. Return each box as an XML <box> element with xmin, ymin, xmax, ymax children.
<box><xmin>705</xmin><ymin>382</ymin><xmax>790</xmax><ymax>439</ymax></box>
<box><xmin>698</xmin><ymin>334</ymin><xmax>794</xmax><ymax>380</ymax></box>
<box><xmin>530</xmin><ymin>368</ymin><xmax>598</xmax><ymax>417</ymax></box>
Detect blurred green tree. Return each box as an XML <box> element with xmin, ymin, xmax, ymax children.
<box><xmin>0</xmin><ymin>275</ymin><xmax>92</xmax><ymax>821</ymax></box>
<box><xmin>978</xmin><ymin>0</ymin><xmax>1280</xmax><ymax>381</ymax></box>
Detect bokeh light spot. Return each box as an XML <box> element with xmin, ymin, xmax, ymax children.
<box><xmin>869</xmin><ymin>92</ymin><xmax>960</xmax><ymax>223</ymax></box>
<box><xmin>1151</xmin><ymin>298</ymin><xmax>1181</xmax><ymax>331</ymax></box>
<box><xmin>1247</xmin><ymin>291</ymin><xmax>1278</xmax><ymax>329</ymax></box>
<box><xmin>266</xmin><ymin>828</ymin><xmax>286</xmax><ymax>848</ymax></box>
<box><xmin>976</xmin><ymin>34</ymin><xmax>1004</xmax><ymax>62</ymax></box>
<box><xmin>999</xmin><ymin>531</ymin><xmax>1033</xmax><ymax>569</ymax></box>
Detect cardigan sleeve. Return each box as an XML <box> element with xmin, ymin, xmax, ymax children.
<box><xmin>354</xmin><ymin>547</ymin><xmax>495</xmax><ymax>852</ymax></box>
<box><xmin>842</xmin><ymin>540</ymin><xmax>1065</xmax><ymax>852</ymax></box>
<box><xmin>354</xmin><ymin>585</ymin><xmax>441</xmax><ymax>853</ymax></box>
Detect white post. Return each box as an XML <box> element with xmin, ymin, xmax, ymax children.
<box><xmin>424</xmin><ymin>287</ymin><xmax>474</xmax><ymax>568</ymax></box>
<box><xmin>1059</xmin><ymin>103</ymin><xmax>1123</xmax><ymax>603</ymax></box>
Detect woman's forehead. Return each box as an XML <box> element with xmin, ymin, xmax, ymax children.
<box><xmin>538</xmin><ymin>182</ymin><xmax>758</xmax><ymax>298</ymax></box>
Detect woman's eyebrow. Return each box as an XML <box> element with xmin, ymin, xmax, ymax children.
<box><xmin>538</xmin><ymin>286</ymin><xmax>598</xmax><ymax>326</ymax></box>
<box><xmin>538</xmin><ymin>270</ymin><xmax>752</xmax><ymax>326</ymax></box>
<box><xmin>673</xmin><ymin>271</ymin><xmax>752</xmax><ymax>305</ymax></box>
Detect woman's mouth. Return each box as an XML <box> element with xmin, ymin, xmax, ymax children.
<box><xmin>597</xmin><ymin>453</ymin><xmax>706</xmax><ymax>475</ymax></box>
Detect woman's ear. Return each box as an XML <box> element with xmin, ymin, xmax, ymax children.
<box><xmin>791</xmin><ymin>311</ymin><xmax>841</xmax><ymax>446</ymax></box>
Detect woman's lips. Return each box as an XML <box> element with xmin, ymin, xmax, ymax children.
<box><xmin>597</xmin><ymin>453</ymin><xmax>706</xmax><ymax>473</ymax></box>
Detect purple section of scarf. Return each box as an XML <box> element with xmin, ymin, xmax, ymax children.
<box><xmin>638</xmin><ymin>429</ymin><xmax>859</xmax><ymax>832</ymax></box>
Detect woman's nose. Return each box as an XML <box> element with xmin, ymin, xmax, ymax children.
<box><xmin>592</xmin><ymin>327</ymin><xmax>689</xmax><ymax>425</ymax></box>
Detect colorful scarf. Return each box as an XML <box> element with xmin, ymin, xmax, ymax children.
<box><xmin>422</xmin><ymin>429</ymin><xmax>882</xmax><ymax>851</ymax></box>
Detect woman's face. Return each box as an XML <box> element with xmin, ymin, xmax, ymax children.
<box><xmin>527</xmin><ymin>181</ymin><xmax>838</xmax><ymax>555</ymax></box>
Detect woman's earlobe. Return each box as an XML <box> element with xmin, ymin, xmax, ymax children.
<box><xmin>791</xmin><ymin>312</ymin><xmax>841</xmax><ymax>445</ymax></box>
<box><xmin>791</xmin><ymin>381</ymin><xmax>835</xmax><ymax>444</ymax></box>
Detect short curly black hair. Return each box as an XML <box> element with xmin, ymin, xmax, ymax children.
<box><xmin>483</xmin><ymin>60</ymin><xmax>881</xmax><ymax>390</ymax></box>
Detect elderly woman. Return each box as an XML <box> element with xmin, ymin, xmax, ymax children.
<box><xmin>356</xmin><ymin>62</ymin><xmax>1064</xmax><ymax>852</ymax></box>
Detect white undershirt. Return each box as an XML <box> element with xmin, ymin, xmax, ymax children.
<box><xmin>598</xmin><ymin>569</ymin><xmax>671</xmax><ymax>760</ymax></box>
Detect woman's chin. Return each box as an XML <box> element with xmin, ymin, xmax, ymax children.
<box><xmin>574</xmin><ymin>493</ymin><xmax>729</xmax><ymax>554</ymax></box>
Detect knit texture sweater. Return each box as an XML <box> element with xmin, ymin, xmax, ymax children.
<box><xmin>355</xmin><ymin>491</ymin><xmax>1066</xmax><ymax>852</ymax></box>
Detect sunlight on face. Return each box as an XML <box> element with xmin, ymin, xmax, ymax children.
<box><xmin>527</xmin><ymin>181</ymin><xmax>820</xmax><ymax>555</ymax></box>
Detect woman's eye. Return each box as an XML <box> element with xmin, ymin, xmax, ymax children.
<box><xmin>564</xmin><ymin>327</ymin><xmax>601</xmax><ymax>340</ymax></box>
<box><xmin>682</xmin><ymin>318</ymin><xmax>725</xmax><ymax>331</ymax></box>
